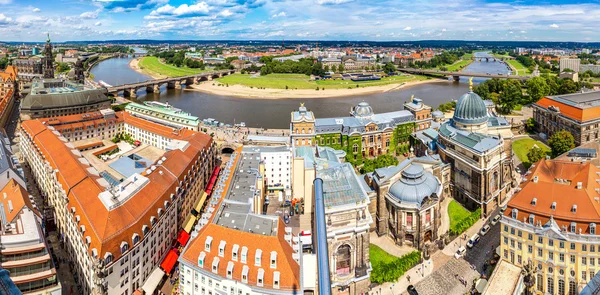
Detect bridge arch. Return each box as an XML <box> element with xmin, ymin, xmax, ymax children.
<box><xmin>218</xmin><ymin>142</ymin><xmax>240</xmax><ymax>154</ymax></box>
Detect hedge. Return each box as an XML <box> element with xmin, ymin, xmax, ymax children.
<box><xmin>370</xmin><ymin>250</ymin><xmax>422</xmax><ymax>284</ymax></box>
<box><xmin>450</xmin><ymin>208</ymin><xmax>482</xmax><ymax>235</ymax></box>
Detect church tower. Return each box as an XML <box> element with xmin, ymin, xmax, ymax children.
<box><xmin>42</xmin><ymin>33</ymin><xmax>55</xmax><ymax>79</ymax></box>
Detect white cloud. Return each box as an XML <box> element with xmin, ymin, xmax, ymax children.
<box><xmin>0</xmin><ymin>13</ymin><xmax>12</xmax><ymax>24</ymax></box>
<box><xmin>150</xmin><ymin>2</ymin><xmax>211</xmax><ymax>16</ymax></box>
<box><xmin>403</xmin><ymin>26</ymin><xmax>411</xmax><ymax>31</ymax></box>
<box><xmin>550</xmin><ymin>23</ymin><xmax>559</xmax><ymax>28</ymax></box>
<box><xmin>80</xmin><ymin>11</ymin><xmax>99</xmax><ymax>19</ymax></box>
<box><xmin>442</xmin><ymin>28</ymin><xmax>447</xmax><ymax>32</ymax></box>
<box><xmin>33</xmin><ymin>7</ymin><xmax>41</xmax><ymax>12</ymax></box>
<box><xmin>271</xmin><ymin>11</ymin><xmax>286</xmax><ymax>18</ymax></box>
<box><xmin>0</xmin><ymin>0</ymin><xmax>12</xmax><ymax>4</ymax></box>
<box><xmin>520</xmin><ymin>30</ymin><xmax>527</xmax><ymax>33</ymax></box>
<box><xmin>315</xmin><ymin>0</ymin><xmax>353</xmax><ymax>5</ymax></box>
<box><xmin>95</xmin><ymin>21</ymin><xmax>102</xmax><ymax>26</ymax></box>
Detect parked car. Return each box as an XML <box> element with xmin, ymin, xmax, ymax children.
<box><xmin>466</xmin><ymin>234</ymin><xmax>481</xmax><ymax>249</ymax></box>
<box><xmin>480</xmin><ymin>224</ymin><xmax>491</xmax><ymax>236</ymax></box>
<box><xmin>407</xmin><ymin>285</ymin><xmax>419</xmax><ymax>295</ymax></box>
<box><xmin>499</xmin><ymin>206</ymin><xmax>507</xmax><ymax>214</ymax></box>
<box><xmin>284</xmin><ymin>213</ymin><xmax>290</xmax><ymax>224</ymax></box>
<box><xmin>455</xmin><ymin>246</ymin><xmax>466</xmax><ymax>259</ymax></box>
<box><xmin>491</xmin><ymin>214</ymin><xmax>501</xmax><ymax>225</ymax></box>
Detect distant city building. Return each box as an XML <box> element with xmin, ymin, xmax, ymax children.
<box><xmin>559</xmin><ymin>58</ymin><xmax>581</xmax><ymax>73</ymax></box>
<box><xmin>42</xmin><ymin>35</ymin><xmax>54</xmax><ymax>79</ymax></box>
<box><xmin>20</xmin><ymin>78</ymin><xmax>112</xmax><ymax>120</ymax></box>
<box><xmin>559</xmin><ymin>71</ymin><xmax>578</xmax><ymax>82</ymax></box>
<box><xmin>321</xmin><ymin>55</ymin><xmax>376</xmax><ymax>71</ymax></box>
<box><xmin>12</xmin><ymin>58</ymin><xmax>43</xmax><ymax>84</ymax></box>
<box><xmin>581</xmin><ymin>64</ymin><xmax>600</xmax><ymax>74</ymax></box>
<box><xmin>533</xmin><ymin>91</ymin><xmax>600</xmax><ymax>146</ymax></box>
<box><xmin>273</xmin><ymin>54</ymin><xmax>304</xmax><ymax>62</ymax></box>
<box><xmin>19</xmin><ymin>110</ymin><xmax>216</xmax><ymax>295</ymax></box>
<box><xmin>502</xmin><ymin>153</ymin><xmax>600</xmax><ymax>295</ymax></box>
<box><xmin>244</xmin><ymin>146</ymin><xmax>292</xmax><ymax>193</ymax></box>
<box><xmin>290</xmin><ymin>101</ymin><xmax>423</xmax><ymax>161</ymax></box>
<box><xmin>437</xmin><ymin>81</ymin><xmax>515</xmax><ymax>216</ymax></box>
<box><xmin>125</xmin><ymin>101</ymin><xmax>200</xmax><ymax>131</ymax></box>
<box><xmin>364</xmin><ymin>156</ymin><xmax>450</xmax><ymax>250</ymax></box>
<box><xmin>0</xmin><ymin>66</ymin><xmax>18</xmax><ymax>127</ymax></box>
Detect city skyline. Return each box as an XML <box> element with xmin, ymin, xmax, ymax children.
<box><xmin>0</xmin><ymin>0</ymin><xmax>599</xmax><ymax>42</ymax></box>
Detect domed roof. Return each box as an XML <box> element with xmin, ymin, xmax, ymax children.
<box><xmin>432</xmin><ymin>110</ymin><xmax>444</xmax><ymax>118</ymax></box>
<box><xmin>353</xmin><ymin>101</ymin><xmax>374</xmax><ymax>118</ymax></box>
<box><xmin>387</xmin><ymin>164</ymin><xmax>440</xmax><ymax>208</ymax></box>
<box><xmin>452</xmin><ymin>90</ymin><xmax>488</xmax><ymax>125</ymax></box>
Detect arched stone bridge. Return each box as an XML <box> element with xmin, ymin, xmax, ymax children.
<box><xmin>107</xmin><ymin>69</ymin><xmax>235</xmax><ymax>98</ymax></box>
<box><xmin>397</xmin><ymin>68</ymin><xmax>530</xmax><ymax>81</ymax></box>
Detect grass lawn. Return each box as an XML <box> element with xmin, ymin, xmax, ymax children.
<box><xmin>445</xmin><ymin>59</ymin><xmax>473</xmax><ymax>71</ymax></box>
<box><xmin>512</xmin><ymin>138</ymin><xmax>551</xmax><ymax>169</ymax></box>
<box><xmin>448</xmin><ymin>200</ymin><xmax>471</xmax><ymax>230</ymax></box>
<box><xmin>369</xmin><ymin>244</ymin><xmax>398</xmax><ymax>267</ymax></box>
<box><xmin>139</xmin><ymin>56</ymin><xmax>208</xmax><ymax>77</ymax></box>
<box><xmin>506</xmin><ymin>60</ymin><xmax>531</xmax><ymax>76</ymax></box>
<box><xmin>215</xmin><ymin>73</ymin><xmax>430</xmax><ymax>89</ymax></box>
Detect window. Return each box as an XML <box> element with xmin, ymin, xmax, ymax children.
<box><xmin>551</xmin><ymin>202</ymin><xmax>556</xmax><ymax>210</ymax></box>
<box><xmin>560</xmin><ymin>241</ymin><xmax>564</xmax><ymax>249</ymax></box>
<box><xmin>273</xmin><ymin>271</ymin><xmax>281</xmax><ymax>289</ymax></box>
<box><xmin>226</xmin><ymin>261</ymin><xmax>234</xmax><ymax>279</ymax></box>
<box><xmin>504</xmin><ymin>237</ymin><xmax>508</xmax><ymax>245</ymax></box>
<box><xmin>592</xmin><ymin>258</ymin><xmax>596</xmax><ymax>266</ymax></box>
<box><xmin>512</xmin><ymin>209</ymin><xmax>518</xmax><ymax>219</ymax></box>
<box><xmin>518</xmin><ymin>242</ymin><xmax>522</xmax><ymax>250</ymax></box>
<box><xmin>571</xmin><ymin>243</ymin><xmax>576</xmax><ymax>250</ymax></box>
<box><xmin>538</xmin><ymin>237</ymin><xmax>543</xmax><ymax>244</ymax></box>
<box><xmin>198</xmin><ymin>252</ymin><xmax>206</xmax><ymax>268</ymax></box>
<box><xmin>592</xmin><ymin>245</ymin><xmax>596</xmax><ymax>252</ymax></box>
<box><xmin>549</xmin><ymin>252</ymin><xmax>554</xmax><ymax>261</ymax></box>
<box><xmin>528</xmin><ymin>245</ymin><xmax>533</xmax><ymax>253</ymax></box>
<box><xmin>583</xmin><ymin>244</ymin><xmax>588</xmax><ymax>252</ymax></box>
<box><xmin>352</xmin><ymin>144</ymin><xmax>358</xmax><ymax>154</ymax></box>
<box><xmin>559</xmin><ymin>279</ymin><xmax>565</xmax><ymax>295</ymax></box>
<box><xmin>538</xmin><ymin>248</ymin><xmax>543</xmax><ymax>257</ymax></box>
<box><xmin>583</xmin><ymin>271</ymin><xmax>587</xmax><ymax>281</ymax></box>
<box><xmin>560</xmin><ymin>253</ymin><xmax>565</xmax><ymax>262</ymax></box>
<box><xmin>205</xmin><ymin>236</ymin><xmax>213</xmax><ymax>252</ymax></box>
<box><xmin>549</xmin><ymin>239</ymin><xmax>554</xmax><ymax>247</ymax></box>
<box><xmin>211</xmin><ymin>257</ymin><xmax>220</xmax><ymax>274</ymax></box>
<box><xmin>241</xmin><ymin>265</ymin><xmax>249</xmax><ymax>283</ymax></box>
<box><xmin>241</xmin><ymin>247</ymin><xmax>248</xmax><ymax>263</ymax></box>
<box><xmin>270</xmin><ymin>251</ymin><xmax>277</xmax><ymax>269</ymax></box>
<box><xmin>582</xmin><ymin>257</ymin><xmax>587</xmax><ymax>265</ymax></box>
<box><xmin>132</xmin><ymin>234</ymin><xmax>140</xmax><ymax>245</ymax></box>
<box><xmin>571</xmin><ymin>255</ymin><xmax>576</xmax><ymax>264</ymax></box>
<box><xmin>537</xmin><ymin>274</ymin><xmax>544</xmax><ymax>292</ymax></box>
<box><xmin>121</xmin><ymin>242</ymin><xmax>129</xmax><ymax>254</ymax></box>
<box><xmin>406</xmin><ymin>213</ymin><xmax>413</xmax><ymax>227</ymax></box>
<box><xmin>257</xmin><ymin>268</ymin><xmax>265</xmax><ymax>287</ymax></box>
<box><xmin>255</xmin><ymin>249</ymin><xmax>262</xmax><ymax>266</ymax></box>
<box><xmin>548</xmin><ymin>277</ymin><xmax>554</xmax><ymax>295</ymax></box>
<box><xmin>511</xmin><ymin>228</ymin><xmax>515</xmax><ymax>235</ymax></box>
<box><xmin>592</xmin><ymin>223</ymin><xmax>597</xmax><ymax>235</ymax></box>
<box><xmin>232</xmin><ymin>244</ymin><xmax>239</xmax><ymax>261</ymax></box>
<box><xmin>504</xmin><ymin>225</ymin><xmax>508</xmax><ymax>232</ymax></box>
<box><xmin>571</xmin><ymin>222</ymin><xmax>577</xmax><ymax>233</ymax></box>
<box><xmin>336</xmin><ymin>244</ymin><xmax>351</xmax><ymax>275</ymax></box>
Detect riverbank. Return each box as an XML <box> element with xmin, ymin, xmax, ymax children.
<box><xmin>186</xmin><ymin>78</ymin><xmax>449</xmax><ymax>99</ymax></box>
<box><xmin>129</xmin><ymin>57</ymin><xmax>166</xmax><ymax>79</ymax></box>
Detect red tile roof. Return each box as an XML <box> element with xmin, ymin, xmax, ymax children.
<box><xmin>0</xmin><ymin>179</ymin><xmax>36</xmax><ymax>224</ymax></box>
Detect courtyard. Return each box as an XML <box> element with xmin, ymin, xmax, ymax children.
<box><xmin>512</xmin><ymin>137</ymin><xmax>551</xmax><ymax>169</ymax></box>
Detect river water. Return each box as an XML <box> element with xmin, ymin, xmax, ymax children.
<box><xmin>91</xmin><ymin>52</ymin><xmax>509</xmax><ymax>129</ymax></box>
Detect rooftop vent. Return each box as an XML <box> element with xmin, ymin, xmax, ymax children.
<box><xmin>551</xmin><ymin>202</ymin><xmax>557</xmax><ymax>210</ymax></box>
<box><xmin>577</xmin><ymin>182</ymin><xmax>583</xmax><ymax>189</ymax></box>
<box><xmin>572</xmin><ymin>204</ymin><xmax>578</xmax><ymax>213</ymax></box>
<box><xmin>531</xmin><ymin>198</ymin><xmax>537</xmax><ymax>206</ymax></box>
<box><xmin>533</xmin><ymin>176</ymin><xmax>539</xmax><ymax>183</ymax></box>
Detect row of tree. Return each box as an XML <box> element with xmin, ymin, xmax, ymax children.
<box><xmin>259</xmin><ymin>58</ymin><xmax>325</xmax><ymax>76</ymax></box>
<box><xmin>410</xmin><ymin>49</ymin><xmax>470</xmax><ymax>69</ymax></box>
<box><xmin>473</xmin><ymin>76</ymin><xmax>587</xmax><ymax>114</ymax></box>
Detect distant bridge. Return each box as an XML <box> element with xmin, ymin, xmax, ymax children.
<box><xmin>397</xmin><ymin>68</ymin><xmax>531</xmax><ymax>81</ymax></box>
<box><xmin>107</xmin><ymin>70</ymin><xmax>235</xmax><ymax>98</ymax></box>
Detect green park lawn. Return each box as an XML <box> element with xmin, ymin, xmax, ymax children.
<box><xmin>445</xmin><ymin>59</ymin><xmax>473</xmax><ymax>72</ymax></box>
<box><xmin>448</xmin><ymin>200</ymin><xmax>471</xmax><ymax>230</ymax></box>
<box><xmin>138</xmin><ymin>56</ymin><xmax>208</xmax><ymax>77</ymax></box>
<box><xmin>506</xmin><ymin>60</ymin><xmax>531</xmax><ymax>76</ymax></box>
<box><xmin>369</xmin><ymin>244</ymin><xmax>398</xmax><ymax>267</ymax></box>
<box><xmin>215</xmin><ymin>73</ymin><xmax>429</xmax><ymax>90</ymax></box>
<box><xmin>512</xmin><ymin>138</ymin><xmax>551</xmax><ymax>169</ymax></box>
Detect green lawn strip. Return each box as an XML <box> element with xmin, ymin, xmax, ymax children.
<box><xmin>215</xmin><ymin>73</ymin><xmax>427</xmax><ymax>89</ymax></box>
<box><xmin>445</xmin><ymin>59</ymin><xmax>473</xmax><ymax>72</ymax></box>
<box><xmin>369</xmin><ymin>245</ymin><xmax>421</xmax><ymax>284</ymax></box>
<box><xmin>139</xmin><ymin>56</ymin><xmax>207</xmax><ymax>77</ymax></box>
<box><xmin>506</xmin><ymin>60</ymin><xmax>531</xmax><ymax>76</ymax></box>
<box><xmin>448</xmin><ymin>200</ymin><xmax>471</xmax><ymax>230</ymax></box>
<box><xmin>369</xmin><ymin>244</ymin><xmax>399</xmax><ymax>266</ymax></box>
<box><xmin>512</xmin><ymin>138</ymin><xmax>551</xmax><ymax>169</ymax></box>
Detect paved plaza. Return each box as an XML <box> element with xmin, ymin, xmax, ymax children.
<box><xmin>407</xmin><ymin>257</ymin><xmax>480</xmax><ymax>295</ymax></box>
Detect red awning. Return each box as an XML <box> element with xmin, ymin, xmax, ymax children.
<box><xmin>177</xmin><ymin>230</ymin><xmax>190</xmax><ymax>246</ymax></box>
<box><xmin>160</xmin><ymin>249</ymin><xmax>179</xmax><ymax>274</ymax></box>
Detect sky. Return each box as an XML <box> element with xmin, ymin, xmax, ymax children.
<box><xmin>0</xmin><ymin>0</ymin><xmax>599</xmax><ymax>42</ymax></box>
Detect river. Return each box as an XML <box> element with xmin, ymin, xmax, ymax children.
<box><xmin>91</xmin><ymin>52</ymin><xmax>508</xmax><ymax>129</ymax></box>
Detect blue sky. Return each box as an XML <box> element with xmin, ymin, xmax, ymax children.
<box><xmin>0</xmin><ymin>0</ymin><xmax>599</xmax><ymax>42</ymax></box>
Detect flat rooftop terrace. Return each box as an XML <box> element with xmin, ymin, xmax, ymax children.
<box><xmin>547</xmin><ymin>91</ymin><xmax>600</xmax><ymax>109</ymax></box>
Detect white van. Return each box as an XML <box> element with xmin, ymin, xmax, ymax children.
<box><xmin>466</xmin><ymin>234</ymin><xmax>481</xmax><ymax>249</ymax></box>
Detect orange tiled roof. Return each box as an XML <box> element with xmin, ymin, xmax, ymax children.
<box><xmin>535</xmin><ymin>96</ymin><xmax>600</xmax><ymax>122</ymax></box>
<box><xmin>20</xmin><ymin>115</ymin><xmax>213</xmax><ymax>262</ymax></box>
<box><xmin>0</xmin><ymin>179</ymin><xmax>36</xmax><ymax>223</ymax></box>
<box><xmin>506</xmin><ymin>159</ymin><xmax>600</xmax><ymax>233</ymax></box>
<box><xmin>0</xmin><ymin>66</ymin><xmax>17</xmax><ymax>82</ymax></box>
<box><xmin>181</xmin><ymin>220</ymin><xmax>300</xmax><ymax>291</ymax></box>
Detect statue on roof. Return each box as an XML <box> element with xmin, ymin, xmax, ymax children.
<box><xmin>469</xmin><ymin>77</ymin><xmax>474</xmax><ymax>91</ymax></box>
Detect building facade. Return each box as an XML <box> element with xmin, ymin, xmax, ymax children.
<box><xmin>320</xmin><ymin>55</ymin><xmax>376</xmax><ymax>71</ymax></box>
<box><xmin>20</xmin><ymin>79</ymin><xmax>112</xmax><ymax>120</ymax></box>
<box><xmin>559</xmin><ymin>58</ymin><xmax>581</xmax><ymax>73</ymax></box>
<box><xmin>42</xmin><ymin>35</ymin><xmax>54</xmax><ymax>79</ymax></box>
<box><xmin>437</xmin><ymin>83</ymin><xmax>514</xmax><ymax>217</ymax></box>
<box><xmin>404</xmin><ymin>96</ymin><xmax>432</xmax><ymax>131</ymax></box>
<box><xmin>244</xmin><ymin>146</ymin><xmax>292</xmax><ymax>193</ymax></box>
<box><xmin>365</xmin><ymin>156</ymin><xmax>449</xmax><ymax>250</ymax></box>
<box><xmin>19</xmin><ymin>111</ymin><xmax>216</xmax><ymax>295</ymax></box>
<box><xmin>501</xmin><ymin>157</ymin><xmax>600</xmax><ymax>295</ymax></box>
<box><xmin>12</xmin><ymin>58</ymin><xmax>43</xmax><ymax>84</ymax></box>
<box><xmin>533</xmin><ymin>91</ymin><xmax>600</xmax><ymax>146</ymax></box>
<box><xmin>0</xmin><ymin>66</ymin><xmax>18</xmax><ymax>127</ymax></box>
<box><xmin>290</xmin><ymin>101</ymin><xmax>418</xmax><ymax>162</ymax></box>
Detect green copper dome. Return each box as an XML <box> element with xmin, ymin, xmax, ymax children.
<box><xmin>452</xmin><ymin>90</ymin><xmax>488</xmax><ymax>125</ymax></box>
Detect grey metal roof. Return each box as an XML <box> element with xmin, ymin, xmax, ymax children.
<box><xmin>315</xmin><ymin>109</ymin><xmax>414</xmax><ymax>135</ymax></box>
<box><xmin>21</xmin><ymin>80</ymin><xmax>110</xmax><ymax>111</ymax></box>
<box><xmin>432</xmin><ymin>110</ymin><xmax>444</xmax><ymax>118</ymax></box>
<box><xmin>291</xmin><ymin>106</ymin><xmax>315</xmax><ymax>122</ymax></box>
<box><xmin>387</xmin><ymin>164</ymin><xmax>440</xmax><ymax>209</ymax></box>
<box><xmin>545</xmin><ymin>90</ymin><xmax>600</xmax><ymax>109</ymax></box>
<box><xmin>453</xmin><ymin>91</ymin><xmax>488</xmax><ymax>125</ymax></box>
<box><xmin>439</xmin><ymin>122</ymin><xmax>502</xmax><ymax>153</ymax></box>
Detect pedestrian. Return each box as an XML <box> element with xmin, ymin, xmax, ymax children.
<box><xmin>407</xmin><ymin>275</ymin><xmax>411</xmax><ymax>282</ymax></box>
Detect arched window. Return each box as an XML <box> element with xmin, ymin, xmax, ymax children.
<box><xmin>558</xmin><ymin>279</ymin><xmax>565</xmax><ymax>295</ymax></box>
<box><xmin>548</xmin><ymin>277</ymin><xmax>554</xmax><ymax>295</ymax></box>
<box><xmin>353</xmin><ymin>144</ymin><xmax>358</xmax><ymax>154</ymax></box>
<box><xmin>537</xmin><ymin>274</ymin><xmax>543</xmax><ymax>292</ymax></box>
<box><xmin>569</xmin><ymin>280</ymin><xmax>577</xmax><ymax>295</ymax></box>
<box><xmin>121</xmin><ymin>241</ymin><xmax>129</xmax><ymax>254</ymax></box>
<box><xmin>490</xmin><ymin>171</ymin><xmax>498</xmax><ymax>192</ymax></box>
<box><xmin>132</xmin><ymin>234</ymin><xmax>140</xmax><ymax>245</ymax></box>
<box><xmin>104</xmin><ymin>253</ymin><xmax>113</xmax><ymax>265</ymax></box>
<box><xmin>385</xmin><ymin>138</ymin><xmax>390</xmax><ymax>147</ymax></box>
<box><xmin>336</xmin><ymin>244</ymin><xmax>351</xmax><ymax>276</ymax></box>
<box><xmin>142</xmin><ymin>225</ymin><xmax>149</xmax><ymax>236</ymax></box>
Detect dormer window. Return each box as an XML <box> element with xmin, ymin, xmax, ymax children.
<box><xmin>571</xmin><ymin>222</ymin><xmax>577</xmax><ymax>233</ymax></box>
<box><xmin>104</xmin><ymin>252</ymin><xmax>113</xmax><ymax>265</ymax></box>
<box><xmin>132</xmin><ymin>233</ymin><xmax>140</xmax><ymax>245</ymax></box>
<box><xmin>198</xmin><ymin>252</ymin><xmax>206</xmax><ymax>268</ymax></box>
<box><xmin>270</xmin><ymin>251</ymin><xmax>277</xmax><ymax>269</ymax></box>
<box><xmin>151</xmin><ymin>216</ymin><xmax>157</xmax><ymax>226</ymax></box>
<box><xmin>241</xmin><ymin>265</ymin><xmax>249</xmax><ymax>283</ymax></box>
<box><xmin>75</xmin><ymin>215</ymin><xmax>81</xmax><ymax>223</ymax></box>
<box><xmin>80</xmin><ymin>225</ymin><xmax>85</xmax><ymax>234</ymax></box>
<box><xmin>592</xmin><ymin>223</ymin><xmax>597</xmax><ymax>235</ymax></box>
<box><xmin>212</xmin><ymin>257</ymin><xmax>220</xmax><ymax>274</ymax></box>
<box><xmin>241</xmin><ymin>246</ymin><xmax>248</xmax><ymax>263</ymax></box>
<box><xmin>158</xmin><ymin>208</ymin><xmax>163</xmax><ymax>216</ymax></box>
<box><xmin>226</xmin><ymin>261</ymin><xmax>234</xmax><ymax>279</ymax></box>
<box><xmin>512</xmin><ymin>209</ymin><xmax>518</xmax><ymax>219</ymax></box>
<box><xmin>218</xmin><ymin>240</ymin><xmax>226</xmax><ymax>257</ymax></box>
<box><xmin>531</xmin><ymin>198</ymin><xmax>537</xmax><ymax>206</ymax></box>
<box><xmin>205</xmin><ymin>236</ymin><xmax>213</xmax><ymax>252</ymax></box>
<box><xmin>529</xmin><ymin>214</ymin><xmax>535</xmax><ymax>224</ymax></box>
<box><xmin>551</xmin><ymin>202</ymin><xmax>556</xmax><ymax>210</ymax></box>
<box><xmin>572</xmin><ymin>205</ymin><xmax>577</xmax><ymax>213</ymax></box>
<box><xmin>255</xmin><ymin>249</ymin><xmax>262</xmax><ymax>266</ymax></box>
<box><xmin>257</xmin><ymin>268</ymin><xmax>265</xmax><ymax>287</ymax></box>
<box><xmin>273</xmin><ymin>271</ymin><xmax>281</xmax><ymax>289</ymax></box>
<box><xmin>85</xmin><ymin>236</ymin><xmax>91</xmax><ymax>246</ymax></box>
<box><xmin>232</xmin><ymin>244</ymin><xmax>239</xmax><ymax>261</ymax></box>
<box><xmin>120</xmin><ymin>241</ymin><xmax>129</xmax><ymax>254</ymax></box>
<box><xmin>142</xmin><ymin>225</ymin><xmax>149</xmax><ymax>236</ymax></box>
<box><xmin>91</xmin><ymin>248</ymin><xmax>98</xmax><ymax>258</ymax></box>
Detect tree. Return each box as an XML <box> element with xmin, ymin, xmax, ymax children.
<box><xmin>558</xmin><ymin>78</ymin><xmax>578</xmax><ymax>94</ymax></box>
<box><xmin>498</xmin><ymin>80</ymin><xmax>522</xmax><ymax>114</ymax></box>
<box><xmin>0</xmin><ymin>57</ymin><xmax>9</xmax><ymax>70</ymax></box>
<box><xmin>525</xmin><ymin>118</ymin><xmax>537</xmax><ymax>133</ymax></box>
<box><xmin>324</xmin><ymin>65</ymin><xmax>330</xmax><ymax>73</ymax></box>
<box><xmin>526</xmin><ymin>76</ymin><xmax>551</xmax><ymax>103</ymax></box>
<box><xmin>56</xmin><ymin>62</ymin><xmax>70</xmax><ymax>73</ymax></box>
<box><xmin>338</xmin><ymin>63</ymin><xmax>344</xmax><ymax>73</ymax></box>
<box><xmin>382</xmin><ymin>62</ymin><xmax>396</xmax><ymax>73</ymax></box>
<box><xmin>527</xmin><ymin>147</ymin><xmax>545</xmax><ymax>164</ymax></box>
<box><xmin>548</xmin><ymin>130</ymin><xmax>575</xmax><ymax>157</ymax></box>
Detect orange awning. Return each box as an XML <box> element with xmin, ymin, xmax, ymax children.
<box><xmin>177</xmin><ymin>230</ymin><xmax>190</xmax><ymax>246</ymax></box>
<box><xmin>160</xmin><ymin>249</ymin><xmax>179</xmax><ymax>274</ymax></box>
